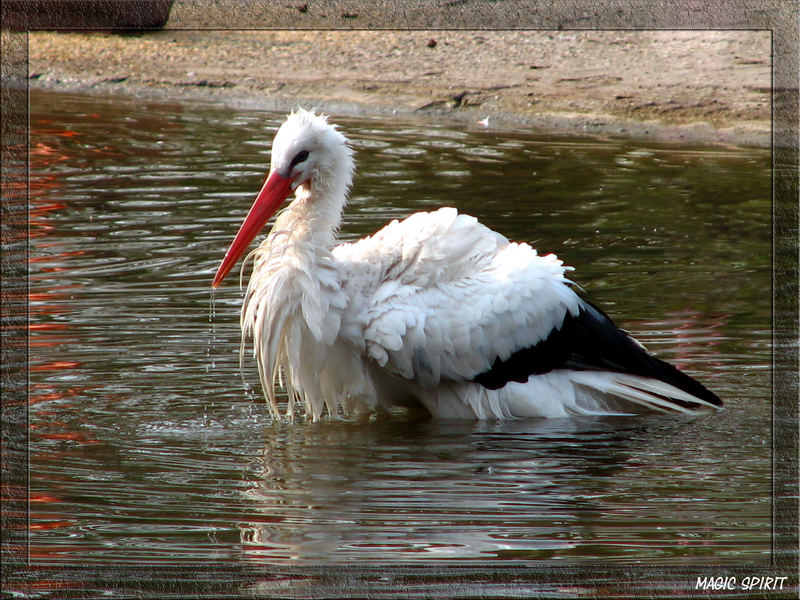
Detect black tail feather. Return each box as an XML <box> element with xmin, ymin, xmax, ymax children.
<box><xmin>473</xmin><ymin>296</ymin><xmax>723</xmax><ymax>408</ymax></box>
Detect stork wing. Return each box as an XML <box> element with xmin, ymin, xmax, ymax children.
<box><xmin>334</xmin><ymin>208</ymin><xmax>582</xmax><ymax>386</ymax></box>
<box><xmin>334</xmin><ymin>208</ymin><xmax>722</xmax><ymax>410</ymax></box>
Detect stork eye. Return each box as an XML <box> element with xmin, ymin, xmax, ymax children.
<box><xmin>290</xmin><ymin>150</ymin><xmax>310</xmax><ymax>169</ymax></box>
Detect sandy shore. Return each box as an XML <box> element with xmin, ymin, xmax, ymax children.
<box><xmin>29</xmin><ymin>29</ymin><xmax>770</xmax><ymax>146</ymax></box>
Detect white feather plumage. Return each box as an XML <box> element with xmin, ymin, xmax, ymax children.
<box><xmin>215</xmin><ymin>109</ymin><xmax>722</xmax><ymax>421</ymax></box>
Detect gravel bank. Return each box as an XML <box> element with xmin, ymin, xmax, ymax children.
<box><xmin>29</xmin><ymin>29</ymin><xmax>770</xmax><ymax>146</ymax></box>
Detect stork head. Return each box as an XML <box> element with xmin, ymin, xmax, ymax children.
<box><xmin>270</xmin><ymin>108</ymin><xmax>354</xmax><ymax>193</ymax></box>
<box><xmin>212</xmin><ymin>109</ymin><xmax>354</xmax><ymax>287</ymax></box>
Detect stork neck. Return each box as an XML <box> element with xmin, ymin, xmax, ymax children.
<box><xmin>272</xmin><ymin>180</ymin><xmax>347</xmax><ymax>251</ymax></box>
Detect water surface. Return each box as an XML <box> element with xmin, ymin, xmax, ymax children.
<box><xmin>28</xmin><ymin>91</ymin><xmax>771</xmax><ymax>566</ymax></box>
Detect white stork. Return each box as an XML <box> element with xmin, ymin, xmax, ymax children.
<box><xmin>212</xmin><ymin>109</ymin><xmax>722</xmax><ymax>420</ymax></box>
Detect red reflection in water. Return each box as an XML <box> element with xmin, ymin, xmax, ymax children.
<box><xmin>38</xmin><ymin>432</ymin><xmax>99</xmax><ymax>444</ymax></box>
<box><xmin>26</xmin><ymin>119</ymin><xmax>132</xmax><ymax>570</ymax></box>
<box><xmin>30</xmin><ymin>179</ymin><xmax>64</xmax><ymax>238</ymax></box>
<box><xmin>24</xmin><ymin>578</ymin><xmax>84</xmax><ymax>594</ymax></box>
<box><xmin>30</xmin><ymin>361</ymin><xmax>81</xmax><ymax>372</ymax></box>
<box><xmin>29</xmin><ymin>385</ymin><xmax>82</xmax><ymax>405</ymax></box>
<box><xmin>29</xmin><ymin>123</ymin><xmax>85</xmax><ymax>401</ymax></box>
<box><xmin>30</xmin><ymin>250</ymin><xmax>86</xmax><ymax>263</ymax></box>
<box><xmin>29</xmin><ymin>322</ymin><xmax>71</xmax><ymax>349</ymax></box>
<box><xmin>28</xmin><ymin>123</ymin><xmax>102</xmax><ymax>549</ymax></box>
<box><xmin>29</xmin><ymin>377</ymin><xmax>99</xmax><ymax>444</ymax></box>
<box><xmin>666</xmin><ymin>309</ymin><xmax>729</xmax><ymax>374</ymax></box>
<box><xmin>29</xmin><ymin>323</ymin><xmax>69</xmax><ymax>330</ymax></box>
<box><xmin>30</xmin><ymin>493</ymin><xmax>61</xmax><ymax>503</ymax></box>
<box><xmin>29</xmin><ymin>520</ymin><xmax>75</xmax><ymax>531</ymax></box>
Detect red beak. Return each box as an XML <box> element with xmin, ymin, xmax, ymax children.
<box><xmin>212</xmin><ymin>171</ymin><xmax>294</xmax><ymax>288</ymax></box>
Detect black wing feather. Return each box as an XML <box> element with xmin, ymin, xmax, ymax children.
<box><xmin>473</xmin><ymin>296</ymin><xmax>723</xmax><ymax>408</ymax></box>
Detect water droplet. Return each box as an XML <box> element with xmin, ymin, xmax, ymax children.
<box><xmin>206</xmin><ymin>289</ymin><xmax>217</xmax><ymax>374</ymax></box>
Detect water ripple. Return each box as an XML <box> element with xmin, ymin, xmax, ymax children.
<box><xmin>27</xmin><ymin>90</ymin><xmax>772</xmax><ymax>567</ymax></box>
